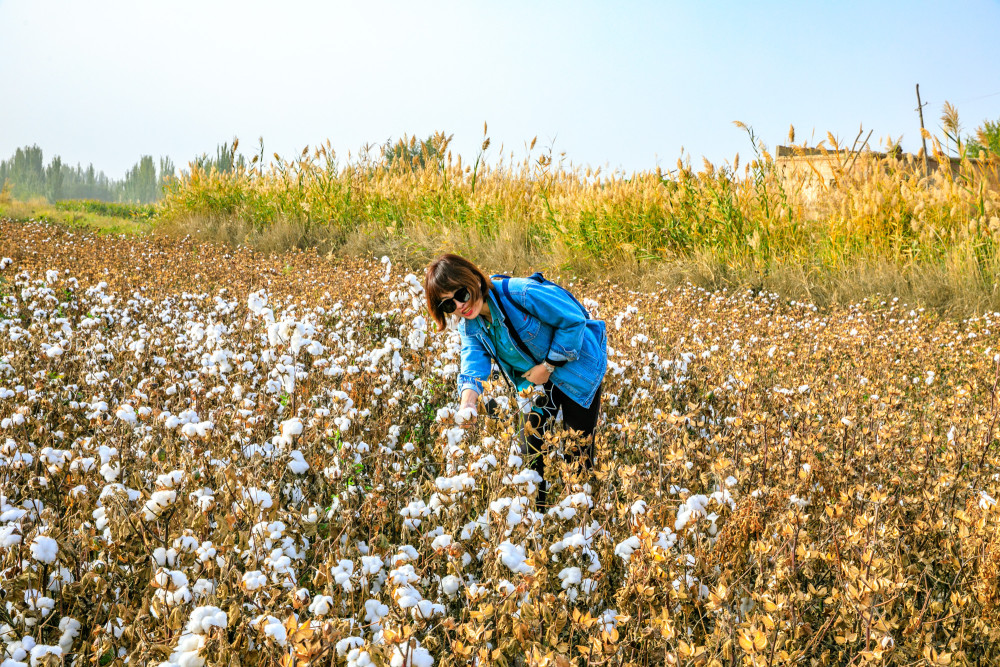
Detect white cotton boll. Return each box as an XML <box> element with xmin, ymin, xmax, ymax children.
<box><xmin>243</xmin><ymin>487</ymin><xmax>273</xmax><ymax>509</ymax></box>
<box><xmin>287</xmin><ymin>450</ymin><xmax>310</xmax><ymax>475</ymax></box>
<box><xmin>348</xmin><ymin>648</ymin><xmax>374</xmax><ymax>667</ymax></box>
<box><xmin>614</xmin><ymin>536</ymin><xmax>640</xmax><ymax>563</ymax></box>
<box><xmin>410</xmin><ymin>599</ymin><xmax>445</xmax><ymax>620</ymax></box>
<box><xmin>390</xmin><ymin>642</ymin><xmax>434</xmax><ymax>667</ymax></box>
<box><xmin>558</xmin><ymin>567</ymin><xmax>582</xmax><ymax>590</ymax></box>
<box><xmin>115</xmin><ymin>404</ymin><xmax>136</xmax><ymax>424</ymax></box>
<box><xmin>1</xmin><ymin>524</ymin><xmax>23</xmax><ymax>547</ymax></box>
<box><xmin>45</xmin><ymin>345</ymin><xmax>64</xmax><ymax>358</ymax></box>
<box><xmin>157</xmin><ymin>470</ymin><xmax>185</xmax><ymax>489</ymax></box>
<box><xmin>29</xmin><ymin>645</ymin><xmax>63</xmax><ymax>665</ymax></box>
<box><xmin>281</xmin><ymin>418</ymin><xmax>303</xmax><ymax>439</ymax></box>
<box><xmin>361</xmin><ymin>555</ymin><xmax>384</xmax><ymax>576</ymax></box>
<box><xmin>336</xmin><ymin>637</ymin><xmax>365</xmax><ymax>657</ymax></box>
<box><xmin>253</xmin><ymin>615</ymin><xmax>287</xmax><ymax>646</ymax></box>
<box><xmin>454</xmin><ymin>407</ymin><xmax>477</xmax><ymax>426</ymax></box>
<box><xmin>393</xmin><ymin>585</ymin><xmax>422</xmax><ymax>609</ymax></box>
<box><xmin>430</xmin><ymin>534</ymin><xmax>452</xmax><ymax>550</ymax></box>
<box><xmin>309</xmin><ymin>595</ymin><xmax>335</xmax><ymax>617</ymax></box>
<box><xmin>496</xmin><ymin>540</ymin><xmax>533</xmax><ymax>575</ymax></box>
<box><xmin>980</xmin><ymin>491</ymin><xmax>997</xmax><ymax>511</ymax></box>
<box><xmin>441</xmin><ymin>575</ymin><xmax>461</xmax><ymax>597</ymax></box>
<box><xmin>364</xmin><ymin>599</ymin><xmax>389</xmax><ymax>623</ymax></box>
<box><xmin>29</xmin><ymin>536</ymin><xmax>58</xmax><ymax>564</ymax></box>
<box><xmin>242</xmin><ymin>571</ymin><xmax>267</xmax><ymax>591</ymax></box>
<box><xmin>57</xmin><ymin>617</ymin><xmax>81</xmax><ymax>652</ymax></box>
<box><xmin>143</xmin><ymin>490</ymin><xmax>178</xmax><ymax>521</ymax></box>
<box><xmin>185</xmin><ymin>606</ymin><xmax>228</xmax><ymax>635</ymax></box>
<box><xmin>192</xmin><ymin>579</ymin><xmax>215</xmax><ymax>599</ymax></box>
<box><xmin>332</xmin><ymin>559</ymin><xmax>355</xmax><ymax>592</ymax></box>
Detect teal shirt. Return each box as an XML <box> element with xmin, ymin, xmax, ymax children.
<box><xmin>479</xmin><ymin>312</ymin><xmax>535</xmax><ymax>394</ymax></box>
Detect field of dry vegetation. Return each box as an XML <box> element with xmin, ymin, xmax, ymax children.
<box><xmin>5</xmin><ymin>219</ymin><xmax>1000</xmax><ymax>666</ymax></box>
<box><xmin>156</xmin><ymin>128</ymin><xmax>1000</xmax><ymax>314</ymax></box>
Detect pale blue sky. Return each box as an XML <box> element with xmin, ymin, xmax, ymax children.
<box><xmin>2</xmin><ymin>0</ymin><xmax>999</xmax><ymax>178</ymax></box>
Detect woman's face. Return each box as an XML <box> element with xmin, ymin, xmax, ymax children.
<box><xmin>439</xmin><ymin>286</ymin><xmax>483</xmax><ymax>320</ymax></box>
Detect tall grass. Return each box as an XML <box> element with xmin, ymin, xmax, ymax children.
<box><xmin>156</xmin><ymin>130</ymin><xmax>1000</xmax><ymax>312</ymax></box>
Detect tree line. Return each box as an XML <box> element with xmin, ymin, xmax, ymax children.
<box><xmin>0</xmin><ymin>142</ymin><xmax>241</xmax><ymax>205</ymax></box>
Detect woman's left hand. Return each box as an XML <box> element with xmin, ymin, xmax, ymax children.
<box><xmin>522</xmin><ymin>364</ymin><xmax>552</xmax><ymax>385</ymax></box>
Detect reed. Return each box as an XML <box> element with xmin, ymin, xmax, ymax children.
<box><xmin>156</xmin><ymin>130</ymin><xmax>1000</xmax><ymax>313</ymax></box>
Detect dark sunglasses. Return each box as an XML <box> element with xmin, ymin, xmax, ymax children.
<box><xmin>438</xmin><ymin>286</ymin><xmax>472</xmax><ymax>314</ymax></box>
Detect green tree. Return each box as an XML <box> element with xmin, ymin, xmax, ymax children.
<box><xmin>46</xmin><ymin>155</ymin><xmax>63</xmax><ymax>201</ymax></box>
<box><xmin>965</xmin><ymin>118</ymin><xmax>1000</xmax><ymax>159</ymax></box>
<box><xmin>8</xmin><ymin>145</ymin><xmax>45</xmax><ymax>199</ymax></box>
<box><xmin>122</xmin><ymin>155</ymin><xmax>158</xmax><ymax>203</ymax></box>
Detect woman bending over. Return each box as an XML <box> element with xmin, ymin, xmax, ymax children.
<box><xmin>424</xmin><ymin>254</ymin><xmax>608</xmax><ymax>504</ymax></box>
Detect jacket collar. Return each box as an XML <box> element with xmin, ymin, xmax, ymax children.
<box><xmin>459</xmin><ymin>285</ymin><xmax>505</xmax><ymax>337</ymax></box>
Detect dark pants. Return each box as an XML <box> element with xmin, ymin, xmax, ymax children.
<box><xmin>524</xmin><ymin>382</ymin><xmax>602</xmax><ymax>503</ymax></box>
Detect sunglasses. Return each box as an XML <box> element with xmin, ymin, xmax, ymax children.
<box><xmin>437</xmin><ymin>286</ymin><xmax>472</xmax><ymax>314</ymax></box>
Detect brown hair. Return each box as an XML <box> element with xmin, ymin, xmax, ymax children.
<box><xmin>424</xmin><ymin>254</ymin><xmax>493</xmax><ymax>331</ymax></box>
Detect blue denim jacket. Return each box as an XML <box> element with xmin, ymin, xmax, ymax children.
<box><xmin>457</xmin><ymin>278</ymin><xmax>608</xmax><ymax>409</ymax></box>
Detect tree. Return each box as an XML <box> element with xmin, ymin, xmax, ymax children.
<box><xmin>965</xmin><ymin>118</ymin><xmax>1000</xmax><ymax>159</ymax></box>
<box><xmin>122</xmin><ymin>155</ymin><xmax>158</xmax><ymax>203</ymax></box>
<box><xmin>46</xmin><ymin>155</ymin><xmax>63</xmax><ymax>202</ymax></box>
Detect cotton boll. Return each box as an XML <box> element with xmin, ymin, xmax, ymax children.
<box><xmin>280</xmin><ymin>417</ymin><xmax>303</xmax><ymax>439</ymax></box>
<box><xmin>185</xmin><ymin>606</ymin><xmax>228</xmax><ymax>635</ymax></box>
<box><xmin>309</xmin><ymin>595</ymin><xmax>335</xmax><ymax>617</ymax></box>
<box><xmin>29</xmin><ymin>645</ymin><xmax>63</xmax><ymax>664</ymax></box>
<box><xmin>336</xmin><ymin>636</ymin><xmax>365</xmax><ymax>657</ymax></box>
<box><xmin>57</xmin><ymin>617</ymin><xmax>81</xmax><ymax>652</ymax></box>
<box><xmin>143</xmin><ymin>490</ymin><xmax>178</xmax><ymax>521</ymax></box>
<box><xmin>558</xmin><ymin>567</ymin><xmax>582</xmax><ymax>590</ymax></box>
<box><xmin>410</xmin><ymin>599</ymin><xmax>445</xmax><ymax>620</ymax></box>
<box><xmin>252</xmin><ymin>615</ymin><xmax>287</xmax><ymax>646</ymax></box>
<box><xmin>390</xmin><ymin>641</ymin><xmax>433</xmax><ymax>667</ymax></box>
<box><xmin>496</xmin><ymin>540</ymin><xmax>533</xmax><ymax>575</ymax></box>
<box><xmin>614</xmin><ymin>536</ymin><xmax>640</xmax><ymax>563</ymax></box>
<box><xmin>29</xmin><ymin>535</ymin><xmax>58</xmax><ymax>564</ymax></box>
<box><xmin>364</xmin><ymin>599</ymin><xmax>389</xmax><ymax>624</ymax></box>
<box><xmin>243</xmin><ymin>487</ymin><xmax>273</xmax><ymax>509</ymax></box>
<box><xmin>347</xmin><ymin>648</ymin><xmax>374</xmax><ymax>667</ymax></box>
<box><xmin>441</xmin><ymin>575</ymin><xmax>461</xmax><ymax>597</ymax></box>
<box><xmin>242</xmin><ymin>571</ymin><xmax>267</xmax><ymax>592</ymax></box>
<box><xmin>287</xmin><ymin>450</ymin><xmax>310</xmax><ymax>475</ymax></box>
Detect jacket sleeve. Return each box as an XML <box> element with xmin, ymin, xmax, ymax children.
<box><xmin>457</xmin><ymin>332</ymin><xmax>492</xmax><ymax>396</ymax></box>
<box><xmin>516</xmin><ymin>282</ymin><xmax>586</xmax><ymax>367</ymax></box>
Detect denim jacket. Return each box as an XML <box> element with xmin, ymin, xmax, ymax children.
<box><xmin>457</xmin><ymin>278</ymin><xmax>608</xmax><ymax>409</ymax></box>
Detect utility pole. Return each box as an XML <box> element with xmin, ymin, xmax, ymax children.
<box><xmin>916</xmin><ymin>84</ymin><xmax>929</xmax><ymax>175</ymax></box>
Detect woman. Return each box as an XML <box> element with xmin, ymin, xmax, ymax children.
<box><xmin>424</xmin><ymin>254</ymin><xmax>607</xmax><ymax>504</ymax></box>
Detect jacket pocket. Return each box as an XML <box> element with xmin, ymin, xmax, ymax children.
<box><xmin>511</xmin><ymin>311</ymin><xmax>540</xmax><ymax>342</ymax></box>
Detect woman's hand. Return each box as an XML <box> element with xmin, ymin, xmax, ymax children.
<box><xmin>457</xmin><ymin>389</ymin><xmax>480</xmax><ymax>429</ymax></box>
<box><xmin>522</xmin><ymin>364</ymin><xmax>552</xmax><ymax>385</ymax></box>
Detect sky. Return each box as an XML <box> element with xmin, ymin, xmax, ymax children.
<box><xmin>2</xmin><ymin>0</ymin><xmax>999</xmax><ymax>179</ymax></box>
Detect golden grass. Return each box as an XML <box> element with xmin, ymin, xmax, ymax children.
<box><xmin>151</xmin><ymin>132</ymin><xmax>1000</xmax><ymax>315</ymax></box>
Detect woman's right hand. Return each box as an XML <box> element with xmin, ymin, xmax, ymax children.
<box><xmin>457</xmin><ymin>389</ymin><xmax>480</xmax><ymax>428</ymax></box>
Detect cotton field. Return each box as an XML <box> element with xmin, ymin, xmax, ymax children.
<box><xmin>3</xmin><ymin>220</ymin><xmax>1000</xmax><ymax>666</ymax></box>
